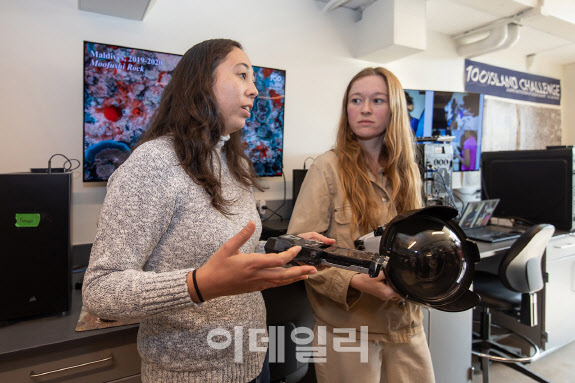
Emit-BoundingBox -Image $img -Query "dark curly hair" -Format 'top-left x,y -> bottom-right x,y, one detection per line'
137,39 -> 264,216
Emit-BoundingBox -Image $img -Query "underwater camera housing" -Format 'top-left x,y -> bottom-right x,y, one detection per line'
264,206 -> 481,312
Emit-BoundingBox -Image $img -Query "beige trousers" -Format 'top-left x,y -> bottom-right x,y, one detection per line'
312,324 -> 436,383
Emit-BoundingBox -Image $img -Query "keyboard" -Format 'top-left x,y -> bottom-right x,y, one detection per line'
463,227 -> 522,243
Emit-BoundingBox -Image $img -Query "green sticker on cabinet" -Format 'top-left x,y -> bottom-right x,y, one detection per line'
15,214 -> 41,227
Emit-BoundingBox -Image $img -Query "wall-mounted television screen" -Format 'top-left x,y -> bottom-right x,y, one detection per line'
244,66 -> 285,177
405,89 -> 484,172
83,41 -> 285,182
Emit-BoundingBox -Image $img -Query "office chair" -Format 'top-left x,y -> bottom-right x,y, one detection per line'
472,223 -> 555,383
262,280 -> 315,383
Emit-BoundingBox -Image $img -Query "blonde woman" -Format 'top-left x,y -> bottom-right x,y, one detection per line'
288,67 -> 435,383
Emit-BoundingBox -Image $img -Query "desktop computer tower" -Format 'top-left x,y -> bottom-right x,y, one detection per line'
416,142 -> 454,207
481,146 -> 575,231
0,172 -> 72,320
292,169 -> 308,205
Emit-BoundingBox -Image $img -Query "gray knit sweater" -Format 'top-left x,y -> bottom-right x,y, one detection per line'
82,137 -> 267,382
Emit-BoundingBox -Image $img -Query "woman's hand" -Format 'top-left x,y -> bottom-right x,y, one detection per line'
350,272 -> 400,301
297,232 -> 335,245
187,221 -> 319,302
294,232 -> 335,270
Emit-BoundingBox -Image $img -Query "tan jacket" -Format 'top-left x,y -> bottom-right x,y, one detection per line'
288,150 -> 423,343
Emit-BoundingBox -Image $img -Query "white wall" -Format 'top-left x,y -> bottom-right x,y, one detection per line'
563,63 -> 575,146
0,0 -> 569,245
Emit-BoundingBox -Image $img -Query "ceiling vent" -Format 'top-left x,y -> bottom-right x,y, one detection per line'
454,21 -> 521,58
353,0 -> 427,63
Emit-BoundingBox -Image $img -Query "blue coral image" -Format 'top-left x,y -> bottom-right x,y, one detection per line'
84,141 -> 131,181
241,66 -> 285,177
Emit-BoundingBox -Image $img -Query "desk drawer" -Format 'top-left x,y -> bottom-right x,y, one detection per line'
0,341 -> 140,383
547,234 -> 575,262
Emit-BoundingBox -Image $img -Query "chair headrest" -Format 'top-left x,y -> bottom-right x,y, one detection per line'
499,224 -> 555,293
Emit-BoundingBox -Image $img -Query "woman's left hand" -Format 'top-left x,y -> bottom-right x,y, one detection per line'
350,271 -> 401,301
293,232 -> 335,270
297,232 -> 335,245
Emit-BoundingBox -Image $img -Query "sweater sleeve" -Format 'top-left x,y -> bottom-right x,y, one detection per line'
82,142 -> 197,320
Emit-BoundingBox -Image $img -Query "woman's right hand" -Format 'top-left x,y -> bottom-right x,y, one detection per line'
187,221 -> 318,302
349,272 -> 400,301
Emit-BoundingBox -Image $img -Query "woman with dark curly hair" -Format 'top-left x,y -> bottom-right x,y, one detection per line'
83,39 -> 331,383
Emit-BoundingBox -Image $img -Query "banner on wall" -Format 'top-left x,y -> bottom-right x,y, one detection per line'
464,59 -> 561,106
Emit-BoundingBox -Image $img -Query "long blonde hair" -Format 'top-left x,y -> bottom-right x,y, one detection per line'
335,67 -> 423,236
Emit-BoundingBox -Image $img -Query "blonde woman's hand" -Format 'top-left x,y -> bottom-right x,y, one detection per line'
187,221 -> 318,302
296,232 -> 335,245
294,232 -> 335,271
350,271 -> 401,301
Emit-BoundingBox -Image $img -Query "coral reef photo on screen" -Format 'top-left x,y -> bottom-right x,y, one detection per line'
243,66 -> 285,177
83,41 -> 285,182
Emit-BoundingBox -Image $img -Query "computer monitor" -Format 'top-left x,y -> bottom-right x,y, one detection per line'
481,147 -> 575,231
405,89 -> 484,172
